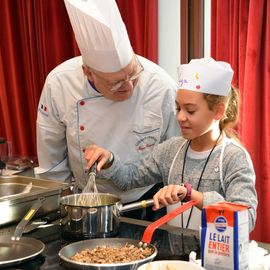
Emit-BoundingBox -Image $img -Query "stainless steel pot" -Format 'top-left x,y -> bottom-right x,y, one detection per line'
60,193 -> 154,238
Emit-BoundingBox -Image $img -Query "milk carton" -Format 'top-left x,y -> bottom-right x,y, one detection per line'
201,202 -> 249,270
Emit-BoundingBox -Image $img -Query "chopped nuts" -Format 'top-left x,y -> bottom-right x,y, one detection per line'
71,243 -> 153,264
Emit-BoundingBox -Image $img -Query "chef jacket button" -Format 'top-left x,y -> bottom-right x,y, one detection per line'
80,125 -> 85,131
80,101 -> 85,106
214,167 -> 219,172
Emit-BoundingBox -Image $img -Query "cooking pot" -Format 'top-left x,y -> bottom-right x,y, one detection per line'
60,193 -> 155,238
59,200 -> 198,270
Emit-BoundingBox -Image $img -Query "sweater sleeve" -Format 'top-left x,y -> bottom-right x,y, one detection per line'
98,137 -> 181,190
203,145 -> 257,232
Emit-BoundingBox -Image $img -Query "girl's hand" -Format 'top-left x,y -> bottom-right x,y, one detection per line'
84,144 -> 112,172
152,184 -> 187,210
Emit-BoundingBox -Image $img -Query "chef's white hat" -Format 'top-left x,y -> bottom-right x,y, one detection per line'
177,57 -> 234,96
64,0 -> 133,72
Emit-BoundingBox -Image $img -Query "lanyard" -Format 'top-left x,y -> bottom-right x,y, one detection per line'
181,132 -> 222,228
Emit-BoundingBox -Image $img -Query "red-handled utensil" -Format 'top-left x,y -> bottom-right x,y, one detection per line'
139,200 -> 198,247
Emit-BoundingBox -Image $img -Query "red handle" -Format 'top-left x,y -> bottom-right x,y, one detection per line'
141,200 -> 198,244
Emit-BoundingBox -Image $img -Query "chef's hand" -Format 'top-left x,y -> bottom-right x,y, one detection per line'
152,184 -> 187,210
84,144 -> 113,172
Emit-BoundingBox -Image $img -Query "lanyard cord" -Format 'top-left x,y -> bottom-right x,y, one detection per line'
181,140 -> 191,229
182,131 -> 222,228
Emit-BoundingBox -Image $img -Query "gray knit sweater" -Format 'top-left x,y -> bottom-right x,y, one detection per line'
100,136 -> 258,232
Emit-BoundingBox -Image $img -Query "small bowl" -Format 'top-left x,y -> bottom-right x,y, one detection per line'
137,260 -> 205,270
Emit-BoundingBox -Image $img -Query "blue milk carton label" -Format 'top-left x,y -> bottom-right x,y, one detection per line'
201,202 -> 249,270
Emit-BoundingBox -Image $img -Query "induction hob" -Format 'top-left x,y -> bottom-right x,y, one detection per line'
0,219 -> 200,270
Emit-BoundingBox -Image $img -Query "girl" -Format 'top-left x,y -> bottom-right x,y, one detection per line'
85,57 -> 257,232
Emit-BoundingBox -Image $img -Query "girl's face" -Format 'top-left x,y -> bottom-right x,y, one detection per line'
176,89 -> 220,140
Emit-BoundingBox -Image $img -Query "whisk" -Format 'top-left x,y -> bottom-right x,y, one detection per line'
83,162 -> 98,193
78,162 -> 101,206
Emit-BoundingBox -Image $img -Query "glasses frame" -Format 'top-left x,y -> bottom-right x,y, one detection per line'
90,57 -> 144,92
109,57 -> 144,92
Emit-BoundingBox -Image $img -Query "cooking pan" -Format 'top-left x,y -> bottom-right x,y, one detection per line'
60,193 -> 155,238
0,198 -> 45,268
59,200 -> 198,270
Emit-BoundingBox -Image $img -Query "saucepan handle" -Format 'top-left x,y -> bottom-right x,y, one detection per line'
119,193 -> 189,214
141,200 -> 198,244
119,199 -> 154,213
13,197 -> 45,240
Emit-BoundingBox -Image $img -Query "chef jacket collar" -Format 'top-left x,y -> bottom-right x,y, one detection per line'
88,80 -> 99,93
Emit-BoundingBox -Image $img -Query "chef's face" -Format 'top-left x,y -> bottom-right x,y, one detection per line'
83,56 -> 144,101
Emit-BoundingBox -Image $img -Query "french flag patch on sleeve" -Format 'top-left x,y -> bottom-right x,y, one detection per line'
38,103 -> 49,116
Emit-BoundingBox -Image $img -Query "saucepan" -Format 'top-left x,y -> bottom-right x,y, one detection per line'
0,198 -> 45,268
59,200 -> 198,270
60,193 -> 155,238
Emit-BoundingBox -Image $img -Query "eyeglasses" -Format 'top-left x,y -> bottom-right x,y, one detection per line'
109,58 -> 144,92
90,57 -> 144,92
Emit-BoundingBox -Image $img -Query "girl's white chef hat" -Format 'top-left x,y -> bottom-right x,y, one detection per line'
177,57 -> 234,96
64,0 -> 133,73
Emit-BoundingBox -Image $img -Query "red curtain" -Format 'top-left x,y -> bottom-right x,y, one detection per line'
117,0 -> 158,60
0,0 -> 158,158
211,0 -> 270,242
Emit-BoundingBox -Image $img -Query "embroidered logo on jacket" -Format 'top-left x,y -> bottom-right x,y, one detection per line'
136,136 -> 157,153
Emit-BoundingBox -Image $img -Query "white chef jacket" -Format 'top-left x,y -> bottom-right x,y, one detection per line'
35,55 -> 179,203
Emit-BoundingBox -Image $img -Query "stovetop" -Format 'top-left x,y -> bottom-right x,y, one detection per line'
1,219 -> 200,270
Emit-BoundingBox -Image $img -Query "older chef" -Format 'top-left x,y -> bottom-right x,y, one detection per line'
34,0 -> 179,219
